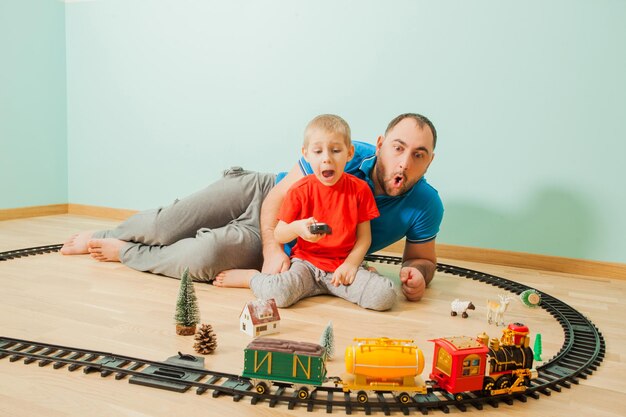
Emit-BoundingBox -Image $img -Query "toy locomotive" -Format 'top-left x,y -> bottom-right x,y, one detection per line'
430,322 -> 535,400
242,322 -> 537,402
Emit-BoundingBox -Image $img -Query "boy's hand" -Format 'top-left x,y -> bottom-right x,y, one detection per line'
296,218 -> 327,243
399,266 -> 426,301
331,262 -> 358,287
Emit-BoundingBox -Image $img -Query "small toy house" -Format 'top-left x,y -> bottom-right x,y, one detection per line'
239,298 -> 281,337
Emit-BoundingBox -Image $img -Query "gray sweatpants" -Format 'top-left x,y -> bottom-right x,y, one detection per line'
249,258 -> 397,311
94,167 -> 275,281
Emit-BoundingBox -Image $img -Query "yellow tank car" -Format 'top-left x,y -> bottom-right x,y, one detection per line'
342,337 -> 427,403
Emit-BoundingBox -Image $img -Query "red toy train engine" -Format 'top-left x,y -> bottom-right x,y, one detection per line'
429,323 -> 535,399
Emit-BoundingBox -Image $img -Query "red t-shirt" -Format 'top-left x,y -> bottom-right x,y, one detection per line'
278,173 -> 379,272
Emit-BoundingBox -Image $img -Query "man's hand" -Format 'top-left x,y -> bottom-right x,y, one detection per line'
331,262 -> 358,287
399,266 -> 426,301
261,246 -> 290,274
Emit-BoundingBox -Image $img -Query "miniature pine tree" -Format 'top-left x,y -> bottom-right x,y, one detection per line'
193,324 -> 217,354
533,333 -> 543,361
319,321 -> 335,359
174,267 -> 200,335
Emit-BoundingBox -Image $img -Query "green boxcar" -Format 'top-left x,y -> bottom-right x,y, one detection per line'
243,338 -> 327,387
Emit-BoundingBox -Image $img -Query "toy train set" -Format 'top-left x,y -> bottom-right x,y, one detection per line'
0,246 -> 607,414
242,323 -> 536,404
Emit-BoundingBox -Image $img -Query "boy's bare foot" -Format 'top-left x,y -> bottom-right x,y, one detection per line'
87,238 -> 128,262
213,269 -> 257,288
60,231 -> 94,255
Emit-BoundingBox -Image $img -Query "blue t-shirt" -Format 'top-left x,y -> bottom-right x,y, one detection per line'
279,141 -> 444,254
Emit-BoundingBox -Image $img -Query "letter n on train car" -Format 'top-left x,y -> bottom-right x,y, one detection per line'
254,350 -> 273,375
292,354 -> 312,379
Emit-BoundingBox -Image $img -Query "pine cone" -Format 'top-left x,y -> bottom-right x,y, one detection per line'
193,324 -> 217,354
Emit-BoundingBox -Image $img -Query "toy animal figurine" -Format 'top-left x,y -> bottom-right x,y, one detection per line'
487,294 -> 512,326
450,299 -> 475,318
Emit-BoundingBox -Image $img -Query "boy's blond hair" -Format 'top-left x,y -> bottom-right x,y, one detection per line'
303,114 -> 351,147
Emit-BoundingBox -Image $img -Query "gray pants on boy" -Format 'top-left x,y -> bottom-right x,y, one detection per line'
249,258 -> 397,311
94,167 -> 276,281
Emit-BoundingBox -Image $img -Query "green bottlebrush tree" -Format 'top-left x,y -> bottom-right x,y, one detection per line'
174,267 -> 200,327
319,321 -> 335,359
533,333 -> 543,362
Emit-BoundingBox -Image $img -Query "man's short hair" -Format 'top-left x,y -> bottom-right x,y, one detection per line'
385,113 -> 437,149
304,114 -> 351,147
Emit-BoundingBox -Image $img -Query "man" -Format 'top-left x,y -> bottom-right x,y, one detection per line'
260,113 -> 442,301
61,113 -> 443,301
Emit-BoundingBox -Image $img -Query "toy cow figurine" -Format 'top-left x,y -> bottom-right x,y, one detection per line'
487,294 -> 513,326
450,299 -> 475,318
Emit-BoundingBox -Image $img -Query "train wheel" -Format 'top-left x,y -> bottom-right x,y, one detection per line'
495,375 -> 512,390
523,376 -> 531,387
357,391 -> 369,403
297,387 -> 309,400
455,393 -> 464,401
398,393 -> 411,404
255,382 -> 268,395
482,377 -> 495,396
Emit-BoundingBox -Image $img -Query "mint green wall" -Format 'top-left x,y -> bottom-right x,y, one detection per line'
7,0 -> 625,265
0,0 -> 67,209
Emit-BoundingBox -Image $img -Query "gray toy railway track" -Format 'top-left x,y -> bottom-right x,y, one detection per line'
0,246 -> 606,414
0,244 -> 63,261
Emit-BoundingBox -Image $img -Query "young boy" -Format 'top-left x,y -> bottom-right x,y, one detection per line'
214,114 -> 397,311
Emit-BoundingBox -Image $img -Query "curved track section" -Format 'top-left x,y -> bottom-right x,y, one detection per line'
0,244 -> 62,261
0,247 -> 606,414
368,255 -> 606,400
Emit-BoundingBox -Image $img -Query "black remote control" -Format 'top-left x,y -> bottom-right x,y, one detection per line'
309,223 -> 332,234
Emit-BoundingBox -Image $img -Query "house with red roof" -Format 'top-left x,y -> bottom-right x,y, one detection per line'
239,298 -> 281,337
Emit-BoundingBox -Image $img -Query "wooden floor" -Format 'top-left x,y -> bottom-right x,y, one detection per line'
0,215 -> 624,417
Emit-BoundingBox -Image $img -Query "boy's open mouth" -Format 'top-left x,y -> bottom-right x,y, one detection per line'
322,170 -> 335,178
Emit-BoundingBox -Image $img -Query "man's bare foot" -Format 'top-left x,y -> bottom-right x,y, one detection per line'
60,231 -> 94,255
213,269 -> 258,288
87,238 -> 128,262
